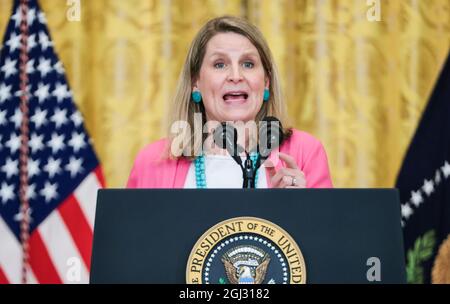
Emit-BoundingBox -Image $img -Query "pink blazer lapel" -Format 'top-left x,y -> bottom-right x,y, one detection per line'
264,136 -> 293,188
264,150 -> 284,188
173,157 -> 192,188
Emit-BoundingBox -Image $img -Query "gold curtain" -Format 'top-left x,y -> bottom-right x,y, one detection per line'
1,0 -> 449,188
247,0 -> 450,187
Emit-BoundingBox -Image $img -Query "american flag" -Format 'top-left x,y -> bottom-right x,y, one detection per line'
0,0 -> 104,283
396,52 -> 450,283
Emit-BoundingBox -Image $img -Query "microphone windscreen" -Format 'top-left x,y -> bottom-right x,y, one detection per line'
258,117 -> 284,158
213,122 -> 241,156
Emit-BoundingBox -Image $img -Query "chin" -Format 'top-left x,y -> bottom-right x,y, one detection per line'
221,113 -> 255,123
218,107 -> 258,122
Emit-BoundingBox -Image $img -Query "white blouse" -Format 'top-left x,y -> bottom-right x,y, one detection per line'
184,155 -> 268,188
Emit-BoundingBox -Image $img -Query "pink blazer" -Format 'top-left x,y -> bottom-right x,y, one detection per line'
126,129 -> 333,188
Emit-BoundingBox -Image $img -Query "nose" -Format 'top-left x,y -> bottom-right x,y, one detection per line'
227,64 -> 243,83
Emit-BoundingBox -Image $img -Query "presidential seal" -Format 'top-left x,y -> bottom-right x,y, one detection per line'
186,217 -> 306,284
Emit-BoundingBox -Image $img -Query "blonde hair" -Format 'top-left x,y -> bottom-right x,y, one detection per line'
168,15 -> 290,159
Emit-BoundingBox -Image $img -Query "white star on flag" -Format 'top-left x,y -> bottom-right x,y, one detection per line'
65,156 -> 83,177
5,32 -> 21,52
442,161 -> 450,178
51,108 -> 68,128
34,82 -> 50,103
54,61 -> 64,74
0,182 -> 15,205
422,179 -> 434,196
401,204 -> 413,219
26,59 -> 35,74
435,169 -> 442,185
71,111 -> 83,126
410,190 -> 424,207
1,58 -> 17,79
5,133 -> 20,153
40,181 -> 58,203
1,158 -> 18,179
29,133 -> 45,154
47,132 -> 65,154
11,8 -> 37,29
52,83 -> 70,102
38,31 -> 52,51
38,10 -> 46,24
0,83 -> 12,103
28,158 -> 40,179
27,34 -> 37,52
14,84 -> 31,98
68,132 -> 86,152
37,56 -> 52,77
30,107 -> 47,128
14,207 -> 33,223
10,9 -> 21,28
26,8 -> 36,26
26,183 -> 37,200
43,157 -> 61,178
10,107 -> 22,128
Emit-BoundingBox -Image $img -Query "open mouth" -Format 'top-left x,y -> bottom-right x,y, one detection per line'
223,91 -> 249,103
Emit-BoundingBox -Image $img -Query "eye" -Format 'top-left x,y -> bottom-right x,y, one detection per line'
243,61 -> 254,68
214,62 -> 225,69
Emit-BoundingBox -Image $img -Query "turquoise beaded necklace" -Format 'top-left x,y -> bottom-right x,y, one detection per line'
194,153 -> 260,188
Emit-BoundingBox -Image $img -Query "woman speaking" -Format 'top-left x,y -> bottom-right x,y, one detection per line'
126,16 -> 332,189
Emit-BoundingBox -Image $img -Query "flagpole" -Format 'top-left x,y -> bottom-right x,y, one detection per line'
18,0 -> 31,285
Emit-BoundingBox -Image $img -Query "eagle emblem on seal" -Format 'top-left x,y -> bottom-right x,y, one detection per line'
221,245 -> 271,284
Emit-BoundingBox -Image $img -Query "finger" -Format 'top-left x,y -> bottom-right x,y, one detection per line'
277,167 -> 303,178
264,159 -> 277,179
277,177 -> 306,188
280,175 -> 294,188
271,170 -> 306,188
278,152 -> 299,169
273,168 -> 304,183
271,171 -> 295,188
271,167 -> 292,185
270,172 -> 283,188
292,177 -> 307,188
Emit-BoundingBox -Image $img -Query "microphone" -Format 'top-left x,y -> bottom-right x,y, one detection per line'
256,116 -> 285,169
212,118 -> 285,188
213,122 -> 256,188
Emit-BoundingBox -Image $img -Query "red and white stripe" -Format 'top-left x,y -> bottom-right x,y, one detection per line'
74,168 -> 103,229
0,215 -> 22,283
0,167 -> 104,284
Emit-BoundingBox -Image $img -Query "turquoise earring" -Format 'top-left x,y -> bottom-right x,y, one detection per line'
263,88 -> 270,102
192,91 -> 202,103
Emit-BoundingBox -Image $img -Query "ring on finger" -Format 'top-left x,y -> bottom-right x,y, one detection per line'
291,176 -> 297,186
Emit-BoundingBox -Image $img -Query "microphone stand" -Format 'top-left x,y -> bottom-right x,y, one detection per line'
242,152 -> 255,188
228,149 -> 256,188
213,122 -> 263,189
214,116 -> 284,189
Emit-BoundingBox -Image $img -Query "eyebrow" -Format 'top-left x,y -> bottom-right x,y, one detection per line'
208,50 -> 259,58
